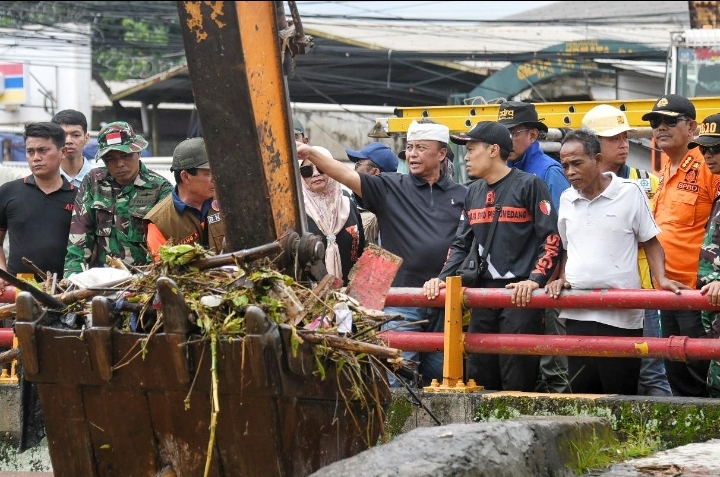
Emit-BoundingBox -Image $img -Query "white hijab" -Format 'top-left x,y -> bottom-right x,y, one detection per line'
301,146 -> 350,281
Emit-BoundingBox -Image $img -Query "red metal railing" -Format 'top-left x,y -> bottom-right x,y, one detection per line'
0,328 -> 12,348
3,283 -> 720,375
380,280 -> 720,391
0,286 -> 16,305
0,287 -> 16,348
385,287 -> 720,311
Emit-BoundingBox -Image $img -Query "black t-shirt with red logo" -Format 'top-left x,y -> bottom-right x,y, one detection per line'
439,169 -> 561,287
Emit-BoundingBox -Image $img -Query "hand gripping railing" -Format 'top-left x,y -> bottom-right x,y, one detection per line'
381,277 -> 720,392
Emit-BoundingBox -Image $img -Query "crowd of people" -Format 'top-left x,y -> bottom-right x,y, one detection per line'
3,92 -> 720,398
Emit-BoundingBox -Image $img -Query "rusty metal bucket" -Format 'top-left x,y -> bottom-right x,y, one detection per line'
14,277 -> 390,477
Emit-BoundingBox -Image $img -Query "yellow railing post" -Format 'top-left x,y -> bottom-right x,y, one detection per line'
424,276 -> 481,393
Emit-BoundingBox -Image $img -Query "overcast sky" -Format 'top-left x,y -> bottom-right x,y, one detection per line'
294,1 -> 559,21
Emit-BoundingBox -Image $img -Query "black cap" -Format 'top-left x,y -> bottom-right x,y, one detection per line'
497,101 -> 548,132
641,94 -> 696,121
450,121 -> 513,153
688,113 -> 720,149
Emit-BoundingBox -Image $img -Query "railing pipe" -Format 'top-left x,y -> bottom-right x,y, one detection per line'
385,287 -> 720,311
0,328 -> 13,348
0,286 -> 16,304
380,331 -> 720,361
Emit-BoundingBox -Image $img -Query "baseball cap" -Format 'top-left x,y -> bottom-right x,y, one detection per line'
95,121 -> 148,160
688,113 -> 720,149
497,101 -> 548,133
450,121 -> 513,153
293,116 -> 305,136
345,142 -> 399,172
582,104 -> 636,137
641,94 -> 696,121
171,137 -> 210,171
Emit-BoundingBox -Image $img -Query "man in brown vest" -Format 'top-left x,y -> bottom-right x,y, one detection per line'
144,137 -> 225,258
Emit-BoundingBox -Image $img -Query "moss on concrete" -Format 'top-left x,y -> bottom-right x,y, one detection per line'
383,393 -> 414,441
473,396 -> 720,450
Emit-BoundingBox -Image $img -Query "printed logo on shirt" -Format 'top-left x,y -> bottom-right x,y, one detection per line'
677,166 -> 700,193
64,203 -> 74,211
467,206 -> 531,224
212,199 -> 220,211
538,200 -> 551,216
485,190 -> 496,206
207,213 -> 222,224
637,178 -> 651,193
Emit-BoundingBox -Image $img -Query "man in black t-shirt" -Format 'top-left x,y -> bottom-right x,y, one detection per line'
0,122 -> 77,286
297,121 -> 467,387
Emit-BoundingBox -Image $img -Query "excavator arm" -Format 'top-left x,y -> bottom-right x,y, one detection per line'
176,1 -> 322,278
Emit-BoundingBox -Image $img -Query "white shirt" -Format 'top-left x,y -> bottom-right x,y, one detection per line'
558,172 -> 660,329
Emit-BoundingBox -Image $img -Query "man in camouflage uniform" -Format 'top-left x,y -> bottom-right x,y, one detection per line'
693,113 -> 720,397
63,121 -> 172,278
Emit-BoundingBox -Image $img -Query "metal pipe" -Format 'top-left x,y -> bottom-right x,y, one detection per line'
384,287 -> 720,311
0,328 -> 13,348
380,331 -> 720,361
0,287 -> 15,304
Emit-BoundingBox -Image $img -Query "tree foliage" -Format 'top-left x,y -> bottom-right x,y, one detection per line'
0,1 -> 186,81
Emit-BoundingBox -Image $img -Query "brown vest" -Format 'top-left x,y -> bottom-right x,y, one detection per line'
144,194 -> 225,254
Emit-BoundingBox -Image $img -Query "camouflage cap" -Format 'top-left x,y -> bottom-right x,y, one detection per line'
171,137 -> 210,171
95,121 -> 149,160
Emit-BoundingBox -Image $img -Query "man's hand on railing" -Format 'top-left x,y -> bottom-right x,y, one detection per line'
655,276 -> 689,295
701,280 -> 720,306
544,278 -> 570,299
506,279 -> 539,307
423,278 -> 445,299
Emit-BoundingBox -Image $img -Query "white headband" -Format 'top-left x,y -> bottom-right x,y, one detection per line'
407,121 -> 449,143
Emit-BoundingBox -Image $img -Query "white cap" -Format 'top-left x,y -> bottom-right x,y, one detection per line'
407,120 -> 450,143
582,104 -> 635,137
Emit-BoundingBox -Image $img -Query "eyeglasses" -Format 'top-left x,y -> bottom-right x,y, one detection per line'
649,116 -> 690,129
700,144 -> 720,156
299,164 -> 324,178
510,129 -> 528,138
355,160 -> 379,171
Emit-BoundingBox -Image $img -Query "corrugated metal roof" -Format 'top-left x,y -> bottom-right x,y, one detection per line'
106,1 -> 692,107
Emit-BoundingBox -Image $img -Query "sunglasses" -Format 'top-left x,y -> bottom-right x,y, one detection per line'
649,116 -> 689,129
700,144 -> 720,156
299,164 -> 324,178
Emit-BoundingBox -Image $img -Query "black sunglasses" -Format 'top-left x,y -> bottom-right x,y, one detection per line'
649,116 -> 689,129
299,164 -> 324,178
700,144 -> 720,156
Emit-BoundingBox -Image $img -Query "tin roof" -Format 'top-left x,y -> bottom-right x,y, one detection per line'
106,1 -> 691,107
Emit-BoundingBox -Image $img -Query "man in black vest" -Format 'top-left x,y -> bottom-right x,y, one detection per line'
144,137 -> 225,258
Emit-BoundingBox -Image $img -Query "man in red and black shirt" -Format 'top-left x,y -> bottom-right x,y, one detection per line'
424,121 -> 561,392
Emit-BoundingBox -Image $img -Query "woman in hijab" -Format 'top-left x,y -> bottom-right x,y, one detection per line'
300,146 -> 365,286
